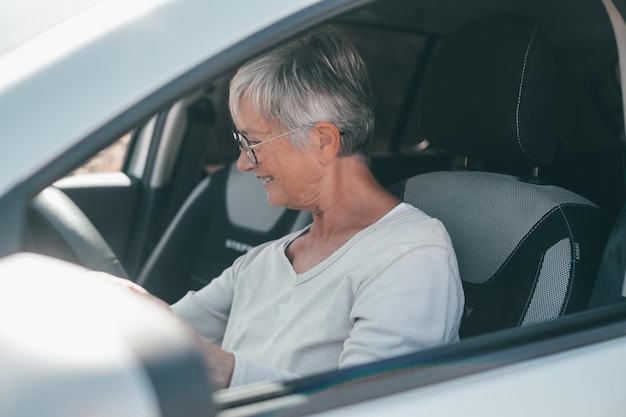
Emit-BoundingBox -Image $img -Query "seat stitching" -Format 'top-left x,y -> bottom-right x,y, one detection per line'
464,202 -> 594,288
557,204 -> 576,313
518,250 -> 545,326
515,21 -> 539,159
518,205 -> 575,326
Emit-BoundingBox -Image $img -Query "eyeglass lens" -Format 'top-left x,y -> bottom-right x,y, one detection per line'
233,131 -> 257,164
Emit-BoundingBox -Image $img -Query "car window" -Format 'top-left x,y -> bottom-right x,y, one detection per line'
67,133 -> 131,176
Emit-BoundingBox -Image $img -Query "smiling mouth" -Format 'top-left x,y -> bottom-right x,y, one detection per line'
262,176 -> 274,185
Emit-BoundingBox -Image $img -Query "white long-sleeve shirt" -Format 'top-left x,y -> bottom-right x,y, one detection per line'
171,203 -> 464,387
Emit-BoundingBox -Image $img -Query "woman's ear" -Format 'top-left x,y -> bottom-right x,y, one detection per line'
312,122 -> 342,165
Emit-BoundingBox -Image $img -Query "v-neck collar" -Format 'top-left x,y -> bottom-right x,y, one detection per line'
278,203 -> 412,284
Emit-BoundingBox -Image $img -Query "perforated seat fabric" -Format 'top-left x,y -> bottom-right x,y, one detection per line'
392,14 -> 608,338
390,172 -> 606,337
138,163 -> 311,303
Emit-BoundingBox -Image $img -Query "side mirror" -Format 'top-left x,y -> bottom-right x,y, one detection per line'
0,253 -> 214,417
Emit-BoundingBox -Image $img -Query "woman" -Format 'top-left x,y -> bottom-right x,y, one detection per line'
170,26 -> 464,389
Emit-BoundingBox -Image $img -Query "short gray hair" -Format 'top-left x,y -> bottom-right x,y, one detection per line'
229,26 -> 375,160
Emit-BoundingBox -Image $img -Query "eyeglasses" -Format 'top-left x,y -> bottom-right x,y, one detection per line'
232,127 -> 303,164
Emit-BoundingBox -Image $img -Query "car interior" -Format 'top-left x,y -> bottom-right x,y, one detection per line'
18,0 -> 626,407
388,13 -> 610,338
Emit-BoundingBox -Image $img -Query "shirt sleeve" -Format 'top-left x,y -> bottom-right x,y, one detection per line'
340,241 -> 464,368
170,265 -> 236,346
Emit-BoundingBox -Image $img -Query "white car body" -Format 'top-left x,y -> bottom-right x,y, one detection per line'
0,0 -> 324,196
1,0 -> 625,416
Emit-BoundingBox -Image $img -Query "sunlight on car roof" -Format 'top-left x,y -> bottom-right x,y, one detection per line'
0,0 -> 170,92
0,0 -> 103,57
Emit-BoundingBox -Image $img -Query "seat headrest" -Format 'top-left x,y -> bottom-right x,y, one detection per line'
418,14 -> 557,166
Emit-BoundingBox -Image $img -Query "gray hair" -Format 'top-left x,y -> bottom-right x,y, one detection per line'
229,26 -> 375,160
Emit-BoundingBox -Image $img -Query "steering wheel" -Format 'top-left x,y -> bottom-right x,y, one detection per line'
25,186 -> 129,279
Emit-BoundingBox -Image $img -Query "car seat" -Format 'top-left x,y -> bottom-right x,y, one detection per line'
389,14 -> 609,338
137,163 -> 312,303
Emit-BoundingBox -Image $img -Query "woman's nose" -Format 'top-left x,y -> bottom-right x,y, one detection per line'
236,150 -> 255,172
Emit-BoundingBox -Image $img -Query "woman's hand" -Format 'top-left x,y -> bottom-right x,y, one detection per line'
193,335 -> 235,389
88,271 -> 172,310
89,271 -> 235,389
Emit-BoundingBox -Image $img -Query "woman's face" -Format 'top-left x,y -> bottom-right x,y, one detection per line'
234,98 -> 322,210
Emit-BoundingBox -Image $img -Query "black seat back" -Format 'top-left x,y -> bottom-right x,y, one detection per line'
138,163 -> 311,303
391,14 -> 608,338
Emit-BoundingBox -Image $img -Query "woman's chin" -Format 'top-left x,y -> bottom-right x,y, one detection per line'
265,190 -> 288,208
